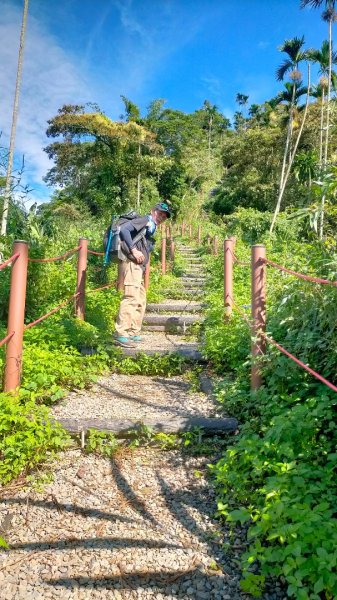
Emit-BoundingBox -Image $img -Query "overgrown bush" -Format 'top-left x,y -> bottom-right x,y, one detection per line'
202,229 -> 337,599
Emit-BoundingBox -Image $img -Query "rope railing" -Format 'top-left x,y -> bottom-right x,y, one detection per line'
228,248 -> 250,267
224,241 -> 337,393
2,230 -> 184,391
24,292 -> 81,330
264,258 -> 337,286
0,332 -> 14,348
28,245 -> 81,263
0,253 -> 20,271
261,331 -> 337,393
88,249 -> 105,256
86,280 -> 117,294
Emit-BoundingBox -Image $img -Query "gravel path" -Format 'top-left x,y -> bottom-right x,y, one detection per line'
52,374 -> 223,423
0,448 -> 246,600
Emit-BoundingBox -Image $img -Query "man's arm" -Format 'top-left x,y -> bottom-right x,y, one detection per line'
120,221 -> 145,264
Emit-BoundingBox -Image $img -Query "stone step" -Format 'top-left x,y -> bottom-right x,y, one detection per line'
144,314 -> 201,326
120,346 -> 204,361
183,289 -> 205,295
143,325 -> 193,332
182,279 -> 205,286
146,303 -> 204,312
57,416 -> 238,436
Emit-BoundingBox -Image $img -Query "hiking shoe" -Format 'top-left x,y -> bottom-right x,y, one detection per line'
114,336 -> 136,348
129,335 -> 142,342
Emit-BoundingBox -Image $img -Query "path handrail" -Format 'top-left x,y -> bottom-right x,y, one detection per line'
0,253 -> 20,271
28,245 -> 81,263
265,258 -> 337,286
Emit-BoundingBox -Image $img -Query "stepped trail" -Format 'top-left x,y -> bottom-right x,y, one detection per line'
0,244 -> 249,600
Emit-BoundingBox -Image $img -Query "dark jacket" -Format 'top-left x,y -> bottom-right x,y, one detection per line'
119,217 -> 155,269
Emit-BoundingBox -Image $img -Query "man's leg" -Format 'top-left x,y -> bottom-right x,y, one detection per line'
115,261 -> 143,338
130,279 -> 147,336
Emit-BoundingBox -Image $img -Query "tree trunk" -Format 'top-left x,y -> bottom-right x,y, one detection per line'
320,18 -> 333,240
1,0 -> 29,237
319,90 -> 325,166
270,66 -> 311,234
136,143 -> 141,211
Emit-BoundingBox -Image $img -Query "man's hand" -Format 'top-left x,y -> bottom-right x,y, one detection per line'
131,248 -> 145,264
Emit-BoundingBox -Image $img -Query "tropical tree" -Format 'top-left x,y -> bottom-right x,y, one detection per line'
301,0 -> 337,237
270,65 -> 311,233
307,40 -> 337,163
202,100 -> 218,157
1,0 -> 29,237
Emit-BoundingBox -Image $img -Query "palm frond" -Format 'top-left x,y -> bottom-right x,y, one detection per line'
276,59 -> 293,81
278,36 -> 305,59
300,0 -> 325,8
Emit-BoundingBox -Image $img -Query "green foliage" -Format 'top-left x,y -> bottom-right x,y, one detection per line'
202,229 -> 337,598
85,429 -> 119,457
0,394 -> 69,484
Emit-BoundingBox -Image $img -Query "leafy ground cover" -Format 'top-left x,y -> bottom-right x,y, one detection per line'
202,211 -> 337,599
0,223 -> 188,485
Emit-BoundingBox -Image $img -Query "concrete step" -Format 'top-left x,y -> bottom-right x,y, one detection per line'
144,314 -> 201,326
146,303 -> 204,312
121,346 -> 204,361
183,289 -> 205,295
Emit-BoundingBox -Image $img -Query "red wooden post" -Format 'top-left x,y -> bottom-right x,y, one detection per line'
213,235 -> 218,256
170,239 -> 175,262
75,238 -> 88,320
198,225 -> 201,245
224,239 -> 234,319
144,258 -> 150,290
117,262 -> 124,292
161,235 -> 167,275
251,244 -> 266,391
4,240 -> 29,392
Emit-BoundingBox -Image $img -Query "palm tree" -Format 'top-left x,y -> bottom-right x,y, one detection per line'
301,1 -> 337,237
270,64 -> 311,233
1,0 -> 29,237
202,100 -> 218,158
301,1 -> 337,162
307,40 -> 337,163
275,36 -> 308,196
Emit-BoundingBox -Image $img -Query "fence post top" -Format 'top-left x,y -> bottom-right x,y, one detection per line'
13,239 -> 28,244
251,244 -> 266,248
79,237 -> 88,241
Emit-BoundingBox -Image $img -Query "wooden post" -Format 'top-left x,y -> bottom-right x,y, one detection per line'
251,244 -> 266,391
161,235 -> 166,275
117,262 -> 124,292
182,221 -> 185,236
189,224 -> 192,239
144,257 -> 150,290
75,238 -> 88,320
4,240 -> 28,392
170,239 -> 175,262
213,236 -> 218,256
198,225 -> 201,245
224,239 -> 234,319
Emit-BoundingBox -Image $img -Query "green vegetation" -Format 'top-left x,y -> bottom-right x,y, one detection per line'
201,211 -> 337,599
2,8 -> 337,596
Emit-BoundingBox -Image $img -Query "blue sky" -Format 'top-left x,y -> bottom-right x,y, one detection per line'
0,0 -> 332,205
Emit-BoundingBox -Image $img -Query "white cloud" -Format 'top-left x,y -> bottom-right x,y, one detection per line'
0,1 -> 92,203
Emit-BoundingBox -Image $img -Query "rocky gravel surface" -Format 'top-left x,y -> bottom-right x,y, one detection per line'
0,448 -> 247,600
52,374 -> 223,423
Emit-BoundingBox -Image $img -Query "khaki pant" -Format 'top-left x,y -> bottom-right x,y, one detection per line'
115,260 -> 147,337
